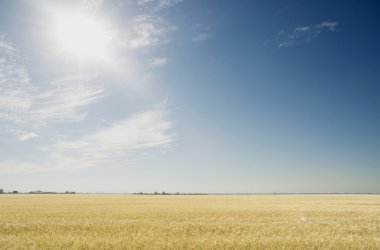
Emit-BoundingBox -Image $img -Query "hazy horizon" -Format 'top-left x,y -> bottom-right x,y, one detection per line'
0,0 -> 379,194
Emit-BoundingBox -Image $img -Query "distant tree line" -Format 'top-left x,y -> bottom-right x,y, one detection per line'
0,189 -> 19,194
133,191 -> 207,195
0,189 -> 75,194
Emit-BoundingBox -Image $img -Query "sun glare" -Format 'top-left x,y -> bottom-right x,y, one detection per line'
54,13 -> 109,58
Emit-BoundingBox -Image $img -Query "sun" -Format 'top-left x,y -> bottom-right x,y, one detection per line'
54,13 -> 109,58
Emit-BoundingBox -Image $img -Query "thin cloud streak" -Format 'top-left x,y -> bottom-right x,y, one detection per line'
0,36 -> 105,139
137,0 -> 183,11
149,57 -> 168,67
51,107 -> 175,164
276,21 -> 339,48
128,15 -> 176,49
81,0 -> 103,11
9,129 -> 39,141
0,107 -> 176,174
192,33 -> 209,42
31,76 -> 105,124
0,36 -> 35,138
192,24 -> 210,43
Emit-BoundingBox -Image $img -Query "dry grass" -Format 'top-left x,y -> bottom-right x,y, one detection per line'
0,194 -> 379,249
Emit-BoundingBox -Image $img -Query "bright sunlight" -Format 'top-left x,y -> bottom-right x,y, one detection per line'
54,13 -> 109,58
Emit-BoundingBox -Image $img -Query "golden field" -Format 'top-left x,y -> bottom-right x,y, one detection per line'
0,194 -> 379,249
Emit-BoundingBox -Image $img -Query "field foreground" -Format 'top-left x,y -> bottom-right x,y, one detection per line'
0,194 -> 379,249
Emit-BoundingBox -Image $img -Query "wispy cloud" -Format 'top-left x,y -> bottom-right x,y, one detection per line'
81,0 -> 103,11
0,37 -> 16,54
137,0 -> 183,11
50,107 -> 175,168
0,36 -> 105,140
192,24 -> 210,43
149,57 -> 168,67
9,129 -> 39,141
31,75 -> 105,125
192,33 -> 209,42
276,21 -> 339,48
129,15 -> 176,49
0,107 -> 175,174
0,36 -> 35,138
137,0 -> 157,8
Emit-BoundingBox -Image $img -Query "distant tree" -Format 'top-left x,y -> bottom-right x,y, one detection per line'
12,191 -> 18,194
0,189 -> 3,194
65,191 -> 70,194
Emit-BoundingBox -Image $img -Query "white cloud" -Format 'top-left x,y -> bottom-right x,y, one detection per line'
276,21 -> 339,48
192,24 -> 210,42
192,33 -> 209,42
81,0 -> 103,10
0,36 -> 105,138
0,107 -> 176,174
317,21 -> 339,31
155,0 -> 183,10
129,15 -> 175,49
51,107 -> 174,163
9,129 -> 39,141
0,37 -> 34,125
149,57 -> 168,67
31,75 -> 105,125
137,0 -> 155,7
0,39 -> 16,54
137,0 -> 183,11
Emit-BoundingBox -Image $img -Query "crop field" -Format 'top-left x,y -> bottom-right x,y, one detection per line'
0,195 -> 379,249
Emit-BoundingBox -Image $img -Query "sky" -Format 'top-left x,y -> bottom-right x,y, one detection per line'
0,0 -> 379,193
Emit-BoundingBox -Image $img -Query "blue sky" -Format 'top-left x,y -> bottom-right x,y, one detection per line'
0,0 -> 379,193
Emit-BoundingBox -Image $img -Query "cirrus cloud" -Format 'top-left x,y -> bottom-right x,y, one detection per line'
137,0 -> 183,11
276,21 -> 339,48
0,36 -> 105,140
0,107 -> 176,174
128,15 -> 176,49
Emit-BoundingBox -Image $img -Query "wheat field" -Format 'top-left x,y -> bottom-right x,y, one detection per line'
0,194 -> 379,249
